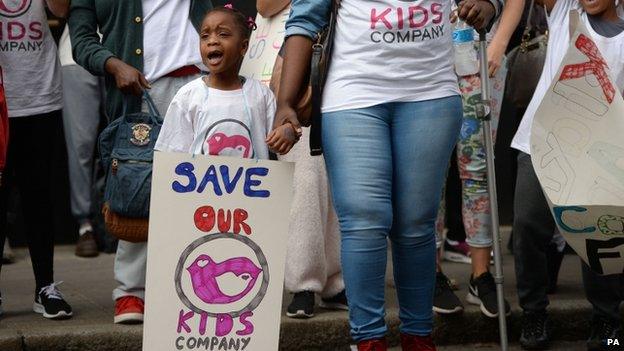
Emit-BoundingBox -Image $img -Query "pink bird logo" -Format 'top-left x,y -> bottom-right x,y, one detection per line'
187,254 -> 262,305
206,133 -> 252,158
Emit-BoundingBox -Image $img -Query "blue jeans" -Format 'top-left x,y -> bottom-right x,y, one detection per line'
322,96 -> 462,341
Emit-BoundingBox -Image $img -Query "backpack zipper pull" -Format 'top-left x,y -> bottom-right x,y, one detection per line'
112,159 -> 118,175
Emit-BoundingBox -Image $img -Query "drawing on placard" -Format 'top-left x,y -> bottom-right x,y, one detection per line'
552,34 -> 616,117
587,142 -> 624,187
175,233 -> 269,318
552,118 -> 591,157
588,177 -> 624,205
536,133 -> 576,203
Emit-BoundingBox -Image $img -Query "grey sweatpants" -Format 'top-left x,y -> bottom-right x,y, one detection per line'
113,73 -> 199,301
62,64 -> 104,221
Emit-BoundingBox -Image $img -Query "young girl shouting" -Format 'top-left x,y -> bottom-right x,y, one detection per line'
155,6 -> 297,157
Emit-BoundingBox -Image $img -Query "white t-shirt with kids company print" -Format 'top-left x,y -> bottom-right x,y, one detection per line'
511,0 -> 624,154
155,77 -> 275,160
322,0 -> 459,113
0,0 -> 62,117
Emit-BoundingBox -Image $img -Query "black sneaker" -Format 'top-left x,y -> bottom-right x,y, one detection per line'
319,290 -> 348,311
587,315 -> 622,351
433,272 -> 463,314
33,282 -> 73,319
520,311 -> 550,350
466,271 -> 511,318
286,291 -> 314,318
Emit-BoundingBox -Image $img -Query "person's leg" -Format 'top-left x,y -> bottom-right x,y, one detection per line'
513,152 -> 556,348
513,153 -> 556,312
62,65 -> 101,256
322,104 -> 393,342
390,96 -> 462,337
582,261 -> 623,323
113,241 -> 147,300
456,64 -> 506,276
321,203 -> 345,298
445,155 -> 466,243
582,262 -> 623,350
0,117 -> 17,307
279,128 -> 333,317
12,114 -> 58,291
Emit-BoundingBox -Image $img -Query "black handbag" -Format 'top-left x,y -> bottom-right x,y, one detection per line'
308,0 -> 341,156
505,0 -> 548,108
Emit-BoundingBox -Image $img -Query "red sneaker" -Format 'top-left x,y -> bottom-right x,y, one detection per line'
114,296 -> 144,324
400,334 -> 436,351
357,338 -> 388,351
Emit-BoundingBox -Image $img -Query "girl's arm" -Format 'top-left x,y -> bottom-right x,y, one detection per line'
257,0 -> 290,18
46,0 -> 70,18
488,0 -> 525,77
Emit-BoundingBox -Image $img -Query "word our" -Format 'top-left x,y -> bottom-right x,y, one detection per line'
172,163 -> 270,198
194,206 -> 252,235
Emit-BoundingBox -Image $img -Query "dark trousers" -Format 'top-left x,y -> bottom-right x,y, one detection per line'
582,261 -> 624,323
0,112 -> 59,292
514,152 -> 623,321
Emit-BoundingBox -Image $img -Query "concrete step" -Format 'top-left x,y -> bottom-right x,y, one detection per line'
0,244 -> 601,350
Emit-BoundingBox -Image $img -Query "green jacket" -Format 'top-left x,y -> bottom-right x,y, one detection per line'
68,0 -> 212,119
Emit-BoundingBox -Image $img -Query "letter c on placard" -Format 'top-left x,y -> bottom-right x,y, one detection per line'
553,206 -> 596,233
175,336 -> 184,350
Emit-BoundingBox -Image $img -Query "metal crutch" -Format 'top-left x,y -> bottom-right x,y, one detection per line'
475,29 -> 509,351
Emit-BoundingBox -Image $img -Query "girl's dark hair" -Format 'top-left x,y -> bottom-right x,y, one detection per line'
204,5 -> 256,39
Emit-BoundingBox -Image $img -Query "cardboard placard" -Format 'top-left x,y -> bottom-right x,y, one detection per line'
143,152 -> 294,350
239,7 -> 289,86
531,20 -> 624,275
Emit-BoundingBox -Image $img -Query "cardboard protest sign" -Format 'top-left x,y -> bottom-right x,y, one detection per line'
239,7 -> 289,85
531,20 -> 624,275
143,152 -> 294,350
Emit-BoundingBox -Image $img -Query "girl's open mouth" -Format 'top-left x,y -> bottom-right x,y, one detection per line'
207,51 -> 224,66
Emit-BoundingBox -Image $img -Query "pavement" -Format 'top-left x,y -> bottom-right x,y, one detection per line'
0,228 -> 610,351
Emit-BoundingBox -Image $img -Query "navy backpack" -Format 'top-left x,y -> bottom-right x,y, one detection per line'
99,92 -> 162,218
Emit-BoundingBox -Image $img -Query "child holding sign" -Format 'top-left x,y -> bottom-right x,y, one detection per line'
155,6 -> 297,157
511,0 -> 624,349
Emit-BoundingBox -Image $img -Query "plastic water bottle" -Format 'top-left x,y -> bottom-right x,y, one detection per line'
453,19 -> 478,76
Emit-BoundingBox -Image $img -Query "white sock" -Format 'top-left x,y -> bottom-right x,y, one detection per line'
78,222 -> 94,236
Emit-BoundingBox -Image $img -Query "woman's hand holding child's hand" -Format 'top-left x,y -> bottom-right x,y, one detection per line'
266,123 -> 301,155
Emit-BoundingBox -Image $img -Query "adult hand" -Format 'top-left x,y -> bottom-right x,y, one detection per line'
274,105 -> 302,136
487,41 -> 505,77
458,0 -> 496,30
104,57 -> 151,96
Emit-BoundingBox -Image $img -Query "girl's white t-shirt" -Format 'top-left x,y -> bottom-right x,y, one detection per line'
322,0 -> 459,113
511,0 -> 624,154
155,77 -> 276,160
